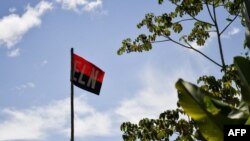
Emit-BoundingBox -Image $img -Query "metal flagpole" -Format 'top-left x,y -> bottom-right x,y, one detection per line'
70,48 -> 74,141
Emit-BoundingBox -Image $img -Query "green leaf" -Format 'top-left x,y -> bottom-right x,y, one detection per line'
204,96 -> 221,115
175,79 -> 244,141
156,130 -> 166,140
228,101 -> 249,120
158,0 -> 164,4
210,99 -> 233,116
243,39 -> 248,49
226,18 -> 233,22
234,56 -> 250,105
245,117 -> 250,125
176,79 -> 222,141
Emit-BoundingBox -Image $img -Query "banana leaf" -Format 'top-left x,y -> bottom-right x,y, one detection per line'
234,56 -> 250,105
176,79 -> 245,141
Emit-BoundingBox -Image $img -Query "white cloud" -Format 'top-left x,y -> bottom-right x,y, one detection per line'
63,96 -> 114,138
222,27 -> 241,39
42,59 -> 48,66
84,0 -> 102,12
69,112 -> 113,137
0,61 -> 200,140
0,109 -> 46,140
0,1 -> 53,48
228,27 -> 240,36
9,7 -> 17,13
56,0 -> 102,12
189,27 -> 240,50
15,82 -> 36,90
7,48 -> 20,57
0,0 -> 104,50
0,96 -> 113,140
115,64 -> 192,123
27,82 -> 35,88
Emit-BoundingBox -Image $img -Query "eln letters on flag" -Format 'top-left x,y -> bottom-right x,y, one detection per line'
71,53 -> 105,95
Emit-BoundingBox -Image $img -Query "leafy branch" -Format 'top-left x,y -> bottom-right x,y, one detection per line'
118,1 -> 246,141
118,0 -> 243,71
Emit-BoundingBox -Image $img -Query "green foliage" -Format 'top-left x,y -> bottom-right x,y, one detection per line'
118,0 -> 248,141
197,65 -> 241,106
120,68 -> 246,141
224,0 -> 243,15
120,57 -> 250,141
175,78 -> 248,141
158,0 -> 164,5
117,0 -> 243,57
121,109 -> 198,141
234,56 -> 250,104
175,56 -> 250,141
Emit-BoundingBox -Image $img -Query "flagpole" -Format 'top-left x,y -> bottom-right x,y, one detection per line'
70,48 -> 74,141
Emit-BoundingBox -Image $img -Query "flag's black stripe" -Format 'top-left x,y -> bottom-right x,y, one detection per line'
72,72 -> 102,95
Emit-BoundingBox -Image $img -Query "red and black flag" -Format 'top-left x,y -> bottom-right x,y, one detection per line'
71,52 -> 105,95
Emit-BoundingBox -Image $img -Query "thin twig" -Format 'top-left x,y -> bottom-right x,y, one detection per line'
174,18 -> 194,23
219,15 -> 239,35
205,2 -> 215,23
213,1 -> 226,70
185,41 -> 223,68
152,39 -> 170,43
163,35 -> 223,68
172,3 -> 214,26
164,35 -> 190,49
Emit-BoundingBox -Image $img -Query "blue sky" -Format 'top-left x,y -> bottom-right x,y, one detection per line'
0,0 -> 246,141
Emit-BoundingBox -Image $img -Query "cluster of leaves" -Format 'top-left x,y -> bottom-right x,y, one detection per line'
198,65 -> 241,106
176,56 -> 250,141
120,61 -> 244,141
118,0 -> 248,141
117,0 -> 243,56
120,56 -> 250,141
121,109 -> 204,141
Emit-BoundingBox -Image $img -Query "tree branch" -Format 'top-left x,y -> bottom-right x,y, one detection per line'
152,39 -> 170,43
172,3 -> 214,26
213,2 -> 226,70
174,18 -> 195,24
191,16 -> 214,26
219,15 -> 239,35
205,2 -> 215,23
164,36 -> 190,49
163,35 -> 223,68
185,41 -> 223,68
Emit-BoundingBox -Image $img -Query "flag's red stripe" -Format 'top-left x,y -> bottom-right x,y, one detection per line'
73,53 -> 104,83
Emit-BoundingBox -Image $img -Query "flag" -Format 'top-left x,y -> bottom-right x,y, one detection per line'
71,53 -> 105,95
